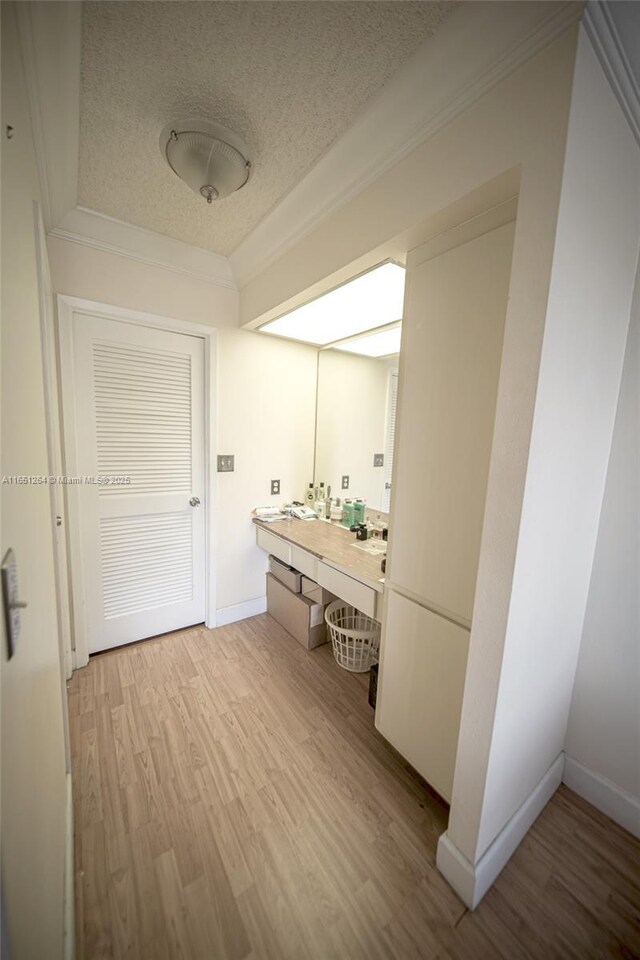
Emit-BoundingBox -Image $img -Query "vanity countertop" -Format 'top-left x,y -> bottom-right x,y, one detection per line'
253,517 -> 385,592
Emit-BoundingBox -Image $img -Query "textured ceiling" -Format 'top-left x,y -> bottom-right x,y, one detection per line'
78,1 -> 456,256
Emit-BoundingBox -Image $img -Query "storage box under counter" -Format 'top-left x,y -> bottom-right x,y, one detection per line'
268,555 -> 302,593
266,573 -> 327,650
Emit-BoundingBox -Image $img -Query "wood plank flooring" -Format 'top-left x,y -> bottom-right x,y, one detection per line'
68,615 -> 640,959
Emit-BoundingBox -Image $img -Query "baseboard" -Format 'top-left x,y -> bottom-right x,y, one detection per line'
216,596 -> 267,627
64,772 -> 75,960
437,753 -> 564,909
563,755 -> 640,839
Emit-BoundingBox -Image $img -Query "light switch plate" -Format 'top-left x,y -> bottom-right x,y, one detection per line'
341,475 -> 349,490
373,453 -> 384,467
271,479 -> 280,495
217,455 -> 234,472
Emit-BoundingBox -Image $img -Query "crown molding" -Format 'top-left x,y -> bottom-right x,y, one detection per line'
15,1 -> 81,230
49,207 -> 236,290
230,0 -> 583,289
583,1 -> 640,148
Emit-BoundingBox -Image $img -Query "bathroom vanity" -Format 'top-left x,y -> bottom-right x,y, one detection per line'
253,517 -> 384,621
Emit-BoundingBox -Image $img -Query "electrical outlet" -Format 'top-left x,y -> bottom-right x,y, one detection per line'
217,455 -> 234,473
373,453 -> 384,467
271,479 -> 280,496
341,475 -> 349,490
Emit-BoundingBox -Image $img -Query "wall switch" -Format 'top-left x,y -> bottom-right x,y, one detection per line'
341,475 -> 349,490
217,455 -> 235,472
271,479 -> 280,496
373,453 -> 384,467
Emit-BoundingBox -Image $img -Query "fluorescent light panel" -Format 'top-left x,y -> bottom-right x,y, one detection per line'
334,325 -> 402,358
260,262 -> 405,345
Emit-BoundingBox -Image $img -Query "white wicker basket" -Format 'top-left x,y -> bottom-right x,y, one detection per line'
324,600 -> 381,673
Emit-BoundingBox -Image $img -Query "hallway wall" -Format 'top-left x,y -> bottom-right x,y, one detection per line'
1,4 -> 69,956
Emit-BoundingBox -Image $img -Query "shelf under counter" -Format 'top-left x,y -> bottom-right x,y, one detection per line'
253,517 -> 384,620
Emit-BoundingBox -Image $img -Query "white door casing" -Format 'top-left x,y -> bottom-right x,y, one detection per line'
65,309 -> 207,654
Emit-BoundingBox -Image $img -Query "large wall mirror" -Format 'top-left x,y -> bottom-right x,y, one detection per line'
314,346 -> 400,514
258,258 -> 405,515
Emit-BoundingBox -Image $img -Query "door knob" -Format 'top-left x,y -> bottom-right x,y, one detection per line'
189,496 -> 201,507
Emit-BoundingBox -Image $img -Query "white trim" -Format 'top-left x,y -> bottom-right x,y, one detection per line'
50,207 -> 236,290
216,596 -> 267,627
64,772 -> 75,960
34,204 -> 74,685
563,755 -> 640,839
583,2 -> 640,147
15,2 -> 81,229
230,1 -> 582,286
57,295 -> 218,668
436,753 -> 564,909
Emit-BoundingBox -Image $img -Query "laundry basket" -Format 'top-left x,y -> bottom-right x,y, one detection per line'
325,600 -> 381,673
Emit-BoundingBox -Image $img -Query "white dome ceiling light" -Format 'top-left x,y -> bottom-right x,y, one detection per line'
159,119 -> 251,204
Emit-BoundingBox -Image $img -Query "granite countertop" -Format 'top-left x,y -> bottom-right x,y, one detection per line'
253,517 -> 385,592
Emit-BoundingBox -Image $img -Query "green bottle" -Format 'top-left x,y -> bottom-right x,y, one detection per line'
341,500 -> 355,527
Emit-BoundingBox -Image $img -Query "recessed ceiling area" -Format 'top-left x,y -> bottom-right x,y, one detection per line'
260,261 -> 405,347
78,1 -> 457,257
259,260 -> 404,356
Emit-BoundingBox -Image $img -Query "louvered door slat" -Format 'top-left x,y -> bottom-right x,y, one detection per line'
93,340 -> 193,497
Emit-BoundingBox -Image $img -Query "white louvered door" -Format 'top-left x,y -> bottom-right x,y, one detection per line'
72,314 -> 205,652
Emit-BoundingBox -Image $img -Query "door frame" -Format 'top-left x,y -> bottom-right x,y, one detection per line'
33,205 -> 74,686
57,295 -> 218,669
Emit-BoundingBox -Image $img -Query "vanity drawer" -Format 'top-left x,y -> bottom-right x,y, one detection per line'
290,545 -> 318,581
316,561 -> 377,619
256,527 -> 290,565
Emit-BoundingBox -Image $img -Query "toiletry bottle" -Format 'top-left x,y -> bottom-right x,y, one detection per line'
330,497 -> 342,521
353,499 -> 365,524
341,500 -> 355,528
305,483 -> 315,508
325,484 -> 332,519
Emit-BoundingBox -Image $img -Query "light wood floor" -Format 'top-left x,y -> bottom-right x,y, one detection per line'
68,615 -> 640,959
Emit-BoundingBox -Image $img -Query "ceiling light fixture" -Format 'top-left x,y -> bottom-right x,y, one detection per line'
159,118 -> 251,204
259,262 -> 405,346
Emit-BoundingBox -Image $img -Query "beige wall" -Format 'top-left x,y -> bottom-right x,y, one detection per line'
47,236 -> 239,331
47,239 -> 318,619
216,327 -> 317,610
1,4 -> 69,956
564,263 -> 640,833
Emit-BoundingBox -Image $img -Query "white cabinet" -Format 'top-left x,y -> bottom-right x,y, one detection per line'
316,560 -> 377,619
389,221 -> 514,625
377,218 -> 515,796
256,527 -> 290,565
254,524 -> 380,620
376,592 -> 469,802
290,544 -> 318,581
